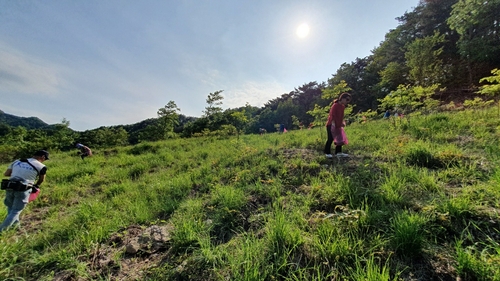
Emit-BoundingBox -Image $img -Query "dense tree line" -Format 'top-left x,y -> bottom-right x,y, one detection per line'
1,0 -> 499,161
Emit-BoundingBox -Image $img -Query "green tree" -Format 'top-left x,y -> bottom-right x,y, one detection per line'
307,104 -> 328,128
254,107 -> 276,133
290,82 -> 325,125
204,90 -> 224,131
49,118 -> 76,150
157,101 -> 180,139
405,32 -> 446,86
322,80 -> 351,101
447,0 -> 500,83
378,84 -> 441,118
228,110 -> 248,139
274,97 -> 299,130
0,124 -> 12,141
378,62 -> 409,94
371,0 -> 464,97
138,123 -> 164,142
327,58 -> 379,110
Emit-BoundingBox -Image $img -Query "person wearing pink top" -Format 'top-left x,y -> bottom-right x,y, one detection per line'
324,93 -> 351,158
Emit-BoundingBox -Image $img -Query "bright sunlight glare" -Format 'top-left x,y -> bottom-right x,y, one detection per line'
296,23 -> 310,38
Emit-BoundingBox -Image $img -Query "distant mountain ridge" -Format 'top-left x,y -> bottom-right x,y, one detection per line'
0,109 -> 197,135
0,109 -> 50,129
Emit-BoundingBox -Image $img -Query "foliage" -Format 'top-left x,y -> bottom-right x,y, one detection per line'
306,80 -> 352,127
447,0 -> 500,64
321,80 -> 351,101
204,90 -> 224,131
478,68 -> 500,115
378,84 -> 441,114
306,104 -> 328,128
378,62 -> 409,93
79,126 -> 129,147
478,69 -> 500,96
463,97 -> 494,109
405,31 -> 446,86
228,111 -> 248,138
156,101 -> 180,139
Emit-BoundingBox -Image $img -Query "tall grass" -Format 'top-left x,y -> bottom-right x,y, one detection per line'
0,107 -> 499,280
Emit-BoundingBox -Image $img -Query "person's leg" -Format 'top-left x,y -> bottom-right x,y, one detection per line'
335,145 -> 342,155
324,126 -> 333,154
0,190 -> 29,232
1,190 -> 14,222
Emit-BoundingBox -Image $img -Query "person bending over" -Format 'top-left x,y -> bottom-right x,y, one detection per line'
0,150 -> 49,232
76,143 -> 92,160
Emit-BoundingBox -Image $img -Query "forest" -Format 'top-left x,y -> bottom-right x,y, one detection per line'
1,0 -> 499,162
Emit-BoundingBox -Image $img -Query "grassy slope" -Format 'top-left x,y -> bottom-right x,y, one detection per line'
0,108 -> 499,281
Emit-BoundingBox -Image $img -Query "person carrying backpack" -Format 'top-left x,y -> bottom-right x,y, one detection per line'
0,150 -> 49,233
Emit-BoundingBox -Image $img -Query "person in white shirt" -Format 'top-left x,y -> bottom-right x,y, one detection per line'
0,150 -> 49,232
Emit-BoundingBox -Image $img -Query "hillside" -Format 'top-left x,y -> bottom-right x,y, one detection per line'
0,107 -> 499,280
0,110 -> 50,129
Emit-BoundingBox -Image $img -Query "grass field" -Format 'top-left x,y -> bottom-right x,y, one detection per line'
1,107 -> 499,280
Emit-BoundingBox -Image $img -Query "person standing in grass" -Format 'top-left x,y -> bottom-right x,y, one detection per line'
0,150 -> 49,233
76,143 -> 92,160
324,92 -> 351,158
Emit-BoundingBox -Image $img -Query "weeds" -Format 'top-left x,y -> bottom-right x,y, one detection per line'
0,107 -> 499,280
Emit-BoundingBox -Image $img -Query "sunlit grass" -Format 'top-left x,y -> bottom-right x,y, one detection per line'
0,106 -> 499,280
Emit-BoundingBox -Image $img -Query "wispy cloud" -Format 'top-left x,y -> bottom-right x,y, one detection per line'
0,43 -> 63,97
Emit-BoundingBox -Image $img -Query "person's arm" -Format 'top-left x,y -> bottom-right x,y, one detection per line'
4,168 -> 12,177
35,174 -> 45,186
34,167 -> 47,186
332,103 -> 344,128
326,104 -> 335,126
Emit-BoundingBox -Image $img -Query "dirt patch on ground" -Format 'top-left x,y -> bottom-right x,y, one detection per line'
51,224 -> 174,281
18,206 -> 50,233
282,148 -> 318,161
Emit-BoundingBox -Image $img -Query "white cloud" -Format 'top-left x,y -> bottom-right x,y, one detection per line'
0,43 -> 63,97
224,81 -> 288,109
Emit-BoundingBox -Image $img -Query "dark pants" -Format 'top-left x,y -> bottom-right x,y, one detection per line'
324,126 -> 342,155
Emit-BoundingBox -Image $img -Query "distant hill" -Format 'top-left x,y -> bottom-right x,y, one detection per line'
0,109 -> 50,129
0,110 -> 198,135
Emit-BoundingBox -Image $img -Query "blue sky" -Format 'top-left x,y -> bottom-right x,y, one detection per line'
0,0 -> 419,131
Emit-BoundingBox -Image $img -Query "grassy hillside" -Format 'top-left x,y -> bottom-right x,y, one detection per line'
1,107 -> 499,281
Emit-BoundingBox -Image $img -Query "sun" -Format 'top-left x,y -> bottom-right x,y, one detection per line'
296,23 -> 310,39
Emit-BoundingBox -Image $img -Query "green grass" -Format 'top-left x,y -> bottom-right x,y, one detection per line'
1,107 -> 499,280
